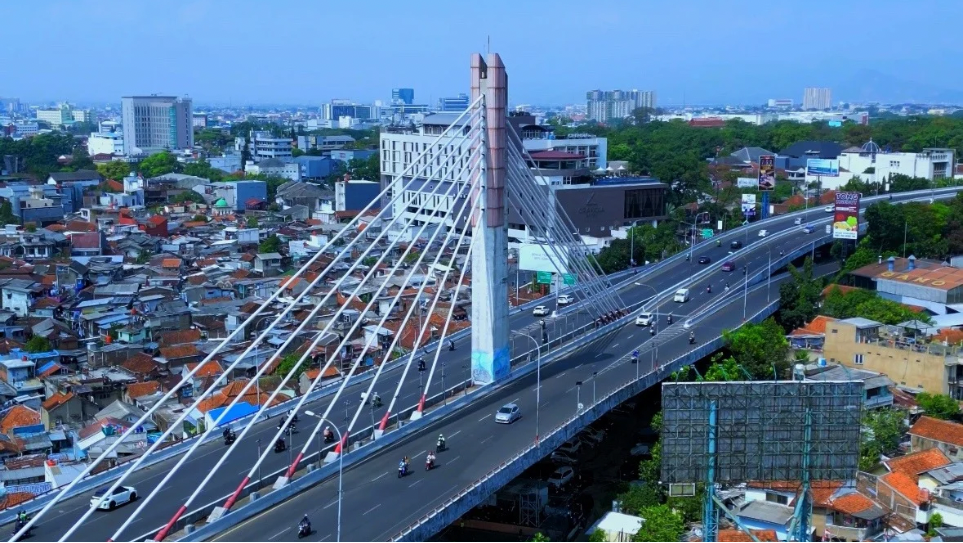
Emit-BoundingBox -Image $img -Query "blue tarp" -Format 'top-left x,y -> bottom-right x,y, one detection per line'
207,402 -> 259,427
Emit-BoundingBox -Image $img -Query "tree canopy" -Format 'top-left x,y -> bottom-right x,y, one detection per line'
633,504 -> 685,542
259,235 -> 282,254
777,257 -> 824,332
137,151 -> 181,178
96,160 -> 131,181
859,408 -> 906,470
722,318 -> 791,379
0,132 -> 76,180
822,286 -> 930,325
916,392 -> 960,420
25,336 -> 52,353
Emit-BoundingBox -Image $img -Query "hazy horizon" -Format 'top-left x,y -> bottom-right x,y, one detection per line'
8,0 -> 963,107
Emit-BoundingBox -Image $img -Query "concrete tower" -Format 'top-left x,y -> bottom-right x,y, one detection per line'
469,53 -> 510,385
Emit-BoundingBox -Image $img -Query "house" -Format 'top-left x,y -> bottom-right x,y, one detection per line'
584,511 -> 642,542
803,363 -> 894,409
40,391 -> 95,429
69,232 -> 103,256
158,329 -> 201,348
253,253 -> 283,276
158,344 -> 203,368
877,470 -> 931,525
0,405 -> 41,435
744,481 -> 885,541
123,381 -> 160,403
909,416 -> 963,461
298,365 -> 341,395
119,353 -> 160,380
0,355 -> 43,396
1,279 -> 40,317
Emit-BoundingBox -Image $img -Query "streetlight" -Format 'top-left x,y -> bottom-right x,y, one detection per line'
256,438 -> 263,490
513,331 -> 541,445
592,371 -> 597,404
688,211 -> 709,261
628,220 -> 640,267
441,359 -> 447,406
305,411 -> 343,543
575,381 -> 582,413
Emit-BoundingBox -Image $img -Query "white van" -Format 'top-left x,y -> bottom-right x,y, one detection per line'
673,288 -> 690,303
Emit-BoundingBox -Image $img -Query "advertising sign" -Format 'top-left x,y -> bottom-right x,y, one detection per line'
757,155 -> 775,191
536,271 -> 553,285
832,192 -> 861,240
736,177 -> 757,189
518,243 -> 564,274
806,158 -> 840,178
741,194 -> 756,213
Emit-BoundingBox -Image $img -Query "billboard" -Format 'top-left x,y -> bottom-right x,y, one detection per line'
518,243 -> 565,274
757,155 -> 775,191
736,177 -> 757,189
833,191 -> 861,240
740,194 -> 756,213
807,158 -> 840,177
660,381 -> 862,485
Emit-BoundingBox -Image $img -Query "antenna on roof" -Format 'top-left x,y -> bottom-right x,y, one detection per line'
487,35 -> 490,55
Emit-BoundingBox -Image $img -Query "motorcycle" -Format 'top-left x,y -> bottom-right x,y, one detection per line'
224,433 -> 236,446
324,432 -> 335,444
297,522 -> 311,539
274,440 -> 286,453
667,314 -> 673,325
689,334 -> 696,345
437,439 -> 446,452
398,463 -> 408,478
426,457 -> 435,471
11,519 -> 32,541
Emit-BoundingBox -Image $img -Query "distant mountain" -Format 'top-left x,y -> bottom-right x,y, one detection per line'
831,69 -> 963,105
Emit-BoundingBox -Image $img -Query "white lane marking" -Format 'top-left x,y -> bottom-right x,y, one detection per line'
595,353 -> 605,358
448,430 -> 462,439
371,472 -> 387,482
318,535 -> 331,542
480,435 -> 493,444
566,386 -> 575,393
364,504 -> 382,516
612,343 -> 619,348
478,414 -> 490,422
448,455 -> 461,464
409,479 -> 423,487
269,528 -> 287,540
556,371 -> 567,379
323,499 -> 339,509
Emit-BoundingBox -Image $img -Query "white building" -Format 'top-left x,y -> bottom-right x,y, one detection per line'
121,95 -> 193,155
87,132 -> 124,156
768,98 -> 793,108
379,113 -> 473,241
803,87 -> 832,110
586,89 -> 656,122
209,154 -> 243,174
245,158 -> 301,181
36,104 -> 75,128
248,131 -> 292,162
830,141 -> 956,190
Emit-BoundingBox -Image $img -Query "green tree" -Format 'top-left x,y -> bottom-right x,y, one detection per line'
704,355 -> 744,381
136,250 -> 152,264
633,504 -> 685,542
722,318 -> 791,379
531,532 -> 550,542
347,153 -> 379,181
96,160 -> 131,181
0,201 -> 17,225
171,191 -> 205,204
777,257 -> 823,332
183,160 -> 223,182
66,146 -> 95,172
138,151 -> 181,178
25,336 -> 52,353
589,528 -> 607,542
860,408 -> 906,470
274,353 -> 305,381
259,235 -> 282,254
292,147 -> 305,157
192,214 -> 209,223
246,216 -> 259,228
916,392 -> 960,420
822,286 -> 930,325
928,512 -> 944,538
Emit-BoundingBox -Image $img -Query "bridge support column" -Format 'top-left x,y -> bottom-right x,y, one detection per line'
469,52 -> 510,386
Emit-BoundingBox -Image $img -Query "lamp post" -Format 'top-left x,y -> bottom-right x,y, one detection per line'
513,331 -> 541,445
256,438 -> 263,490
688,211 -> 709,261
305,411 -> 343,543
629,220 -> 640,267
575,381 -> 582,413
592,372 -> 597,404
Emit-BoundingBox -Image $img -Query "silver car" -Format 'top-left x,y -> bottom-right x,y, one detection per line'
494,403 -> 520,424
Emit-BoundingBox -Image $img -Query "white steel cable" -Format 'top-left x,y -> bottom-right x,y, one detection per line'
304,179 -> 480,466
508,137 -> 626,309
221,161 -> 480,505
44,101 -> 484,543
106,117 -> 484,542
503,163 -> 618,317
504,143 -> 624,313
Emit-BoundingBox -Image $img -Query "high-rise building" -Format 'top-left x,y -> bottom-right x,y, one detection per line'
437,93 -> 470,112
586,90 -> 656,122
803,88 -> 832,110
392,88 -> 415,105
120,95 -> 193,155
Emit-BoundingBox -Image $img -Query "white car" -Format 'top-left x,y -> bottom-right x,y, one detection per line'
758,229 -> 768,237
547,466 -> 575,488
557,294 -> 574,306
532,305 -> 550,317
635,312 -> 654,326
90,486 -> 137,510
556,438 -> 581,456
494,403 -> 521,424
825,205 -> 834,213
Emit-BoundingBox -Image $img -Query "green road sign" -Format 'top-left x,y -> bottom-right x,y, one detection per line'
536,271 -> 553,284
563,273 -> 576,286
701,228 -> 714,239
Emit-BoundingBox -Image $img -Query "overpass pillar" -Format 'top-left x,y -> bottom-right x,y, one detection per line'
469,53 -> 510,385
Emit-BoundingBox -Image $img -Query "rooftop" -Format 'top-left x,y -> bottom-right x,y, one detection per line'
851,257 -> 963,292
909,416 -> 963,447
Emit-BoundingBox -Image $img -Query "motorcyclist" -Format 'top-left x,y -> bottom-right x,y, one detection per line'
631,349 -> 639,363
437,433 -> 446,450
650,326 -> 655,336
323,426 -> 334,443
426,451 -> 436,469
275,438 -> 285,451
706,284 -> 711,294
667,314 -> 673,324
399,459 -> 406,474
299,514 -> 310,534
716,239 -> 721,247
17,510 -> 26,524
448,339 -> 455,351
689,331 -> 696,344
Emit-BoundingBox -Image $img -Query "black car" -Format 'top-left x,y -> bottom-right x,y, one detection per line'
730,240 -> 743,250
698,256 -> 711,264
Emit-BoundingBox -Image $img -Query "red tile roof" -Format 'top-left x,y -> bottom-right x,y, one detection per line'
159,344 -> 200,360
126,381 -> 160,399
881,471 -> 929,505
41,391 -> 74,411
120,353 -> 158,375
158,329 -> 201,348
161,258 -> 182,268
148,215 -> 167,226
790,315 -> 837,336
909,416 -> 963,447
0,405 -> 40,433
70,232 -> 101,249
65,220 -> 97,233
885,448 -> 951,479
829,492 -> 877,516
718,529 -> 778,542
106,180 -> 123,191
185,360 -> 223,378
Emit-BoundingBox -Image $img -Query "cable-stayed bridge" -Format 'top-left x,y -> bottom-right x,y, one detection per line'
9,53 -> 962,543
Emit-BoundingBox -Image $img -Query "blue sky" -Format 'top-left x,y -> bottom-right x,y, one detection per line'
8,0 -> 963,106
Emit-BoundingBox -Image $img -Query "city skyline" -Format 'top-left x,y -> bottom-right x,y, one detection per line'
6,0 -> 963,106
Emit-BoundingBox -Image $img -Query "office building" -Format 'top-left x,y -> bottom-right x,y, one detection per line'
392,88 -> 415,105
830,141 -> 955,190
803,87 -> 832,110
247,131 -> 292,162
192,113 -> 208,128
36,103 -> 75,128
586,89 -> 656,122
767,98 -> 793,108
437,94 -> 470,112
321,101 -> 373,121
120,95 -> 193,155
